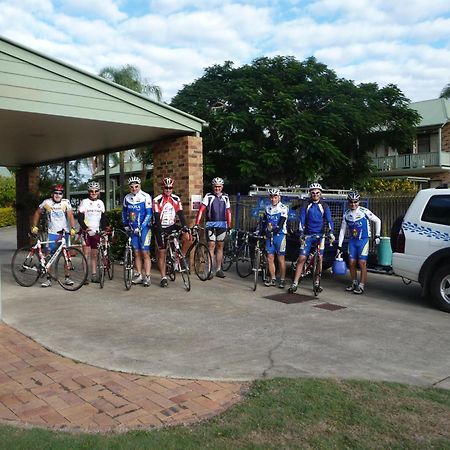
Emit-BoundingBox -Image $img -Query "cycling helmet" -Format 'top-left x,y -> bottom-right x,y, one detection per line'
87,181 -> 100,191
347,191 -> 360,201
268,188 -> 281,196
52,184 -> 64,193
162,177 -> 174,188
128,176 -> 141,185
211,177 -> 224,186
309,182 -> 322,192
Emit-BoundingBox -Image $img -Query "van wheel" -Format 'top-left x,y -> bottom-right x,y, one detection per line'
430,265 -> 450,313
390,215 -> 404,252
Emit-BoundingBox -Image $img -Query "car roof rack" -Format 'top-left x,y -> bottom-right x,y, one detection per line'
248,184 -> 351,200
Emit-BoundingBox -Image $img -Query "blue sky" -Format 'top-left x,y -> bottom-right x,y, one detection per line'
1,0 -> 450,103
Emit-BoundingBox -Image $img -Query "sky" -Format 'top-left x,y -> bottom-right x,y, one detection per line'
1,0 -> 450,104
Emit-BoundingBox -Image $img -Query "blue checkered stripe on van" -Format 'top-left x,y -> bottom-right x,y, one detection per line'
403,221 -> 450,241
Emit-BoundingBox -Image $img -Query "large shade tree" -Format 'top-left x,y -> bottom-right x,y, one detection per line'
171,56 -> 420,192
440,82 -> 450,98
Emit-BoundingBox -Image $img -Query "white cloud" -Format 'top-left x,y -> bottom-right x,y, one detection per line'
1,0 -> 450,102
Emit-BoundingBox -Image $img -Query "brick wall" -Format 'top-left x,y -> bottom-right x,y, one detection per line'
15,167 -> 40,247
153,136 -> 203,224
442,123 -> 450,152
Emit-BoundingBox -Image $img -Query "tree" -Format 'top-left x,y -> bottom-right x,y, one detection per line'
440,82 -> 450,98
171,56 -> 420,192
98,65 -> 162,198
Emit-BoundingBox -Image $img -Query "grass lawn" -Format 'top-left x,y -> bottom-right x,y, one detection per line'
1,378 -> 449,449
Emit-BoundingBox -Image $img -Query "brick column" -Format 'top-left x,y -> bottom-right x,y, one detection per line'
153,136 -> 203,225
15,167 -> 40,248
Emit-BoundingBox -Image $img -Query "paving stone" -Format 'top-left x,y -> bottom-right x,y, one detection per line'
0,323 -> 244,432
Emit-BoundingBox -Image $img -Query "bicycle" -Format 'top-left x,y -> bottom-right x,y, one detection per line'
185,226 -> 212,281
251,233 -> 270,291
234,230 -> 254,278
292,234 -> 329,296
95,229 -> 115,288
116,229 -> 134,290
11,230 -> 88,291
163,229 -> 190,291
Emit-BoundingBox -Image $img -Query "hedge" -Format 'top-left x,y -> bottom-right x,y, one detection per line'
0,207 -> 16,227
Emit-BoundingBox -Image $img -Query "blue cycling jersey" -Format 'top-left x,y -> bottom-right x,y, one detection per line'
122,190 -> 152,229
299,201 -> 334,235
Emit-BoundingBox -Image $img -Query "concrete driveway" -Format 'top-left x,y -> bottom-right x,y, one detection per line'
1,226 -> 449,389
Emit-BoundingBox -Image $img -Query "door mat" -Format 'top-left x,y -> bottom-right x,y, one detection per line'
264,293 -> 315,304
313,303 -> 347,311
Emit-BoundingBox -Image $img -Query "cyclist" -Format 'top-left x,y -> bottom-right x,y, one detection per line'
122,176 -> 153,287
78,181 -> 108,284
195,177 -> 231,279
30,184 -> 77,288
259,188 -> 288,288
337,191 -> 381,295
153,177 -> 189,288
288,183 -> 335,293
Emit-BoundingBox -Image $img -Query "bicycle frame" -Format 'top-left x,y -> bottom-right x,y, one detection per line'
30,233 -> 70,277
252,233 -> 270,291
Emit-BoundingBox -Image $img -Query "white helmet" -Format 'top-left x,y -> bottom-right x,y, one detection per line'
128,176 -> 141,185
87,181 -> 100,191
309,182 -> 323,192
162,177 -> 174,188
268,188 -> 281,196
212,177 -> 224,186
347,191 -> 360,201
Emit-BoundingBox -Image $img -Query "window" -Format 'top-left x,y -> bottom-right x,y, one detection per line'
422,195 -> 450,226
417,134 -> 430,153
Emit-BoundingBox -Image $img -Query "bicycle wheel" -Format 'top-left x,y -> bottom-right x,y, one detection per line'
55,247 -> 88,291
252,248 -> 260,291
236,242 -> 253,278
194,242 -> 212,281
312,251 -> 321,297
11,246 -> 41,287
106,246 -> 114,280
178,252 -> 191,291
261,254 -> 268,284
166,257 -> 176,281
222,236 -> 234,272
97,247 -> 105,288
123,247 -> 133,290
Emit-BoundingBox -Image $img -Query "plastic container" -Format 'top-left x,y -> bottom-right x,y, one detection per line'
332,257 -> 347,275
377,236 -> 393,266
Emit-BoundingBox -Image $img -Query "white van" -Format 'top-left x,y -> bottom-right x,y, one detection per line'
392,188 -> 450,312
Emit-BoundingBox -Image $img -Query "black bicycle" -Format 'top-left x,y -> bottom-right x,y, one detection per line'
185,226 -> 212,281
234,230 -> 254,278
251,233 -> 270,291
163,229 -> 191,291
96,229 -> 115,288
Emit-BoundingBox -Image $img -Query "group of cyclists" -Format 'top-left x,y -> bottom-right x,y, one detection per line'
29,177 -> 381,295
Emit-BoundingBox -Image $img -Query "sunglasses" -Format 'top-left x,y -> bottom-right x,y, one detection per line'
164,187 -> 173,190
310,191 -> 321,195
129,184 -> 140,188
349,201 -> 359,204
89,190 -> 99,193
53,191 -> 63,195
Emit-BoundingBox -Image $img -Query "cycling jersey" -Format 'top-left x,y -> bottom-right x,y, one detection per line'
153,193 -> 183,228
38,198 -> 72,234
196,192 -> 231,228
299,200 -> 334,235
78,198 -> 105,232
338,206 -> 381,246
261,202 -> 288,235
122,190 -> 152,229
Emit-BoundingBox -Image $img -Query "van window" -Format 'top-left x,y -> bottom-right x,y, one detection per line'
422,195 -> 450,226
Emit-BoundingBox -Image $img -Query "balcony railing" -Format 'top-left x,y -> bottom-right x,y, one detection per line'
373,152 -> 450,171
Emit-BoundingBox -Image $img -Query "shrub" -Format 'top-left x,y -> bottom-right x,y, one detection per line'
0,176 -> 15,207
0,207 -> 16,227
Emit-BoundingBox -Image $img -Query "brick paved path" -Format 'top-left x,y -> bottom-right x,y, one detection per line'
0,323 -> 245,432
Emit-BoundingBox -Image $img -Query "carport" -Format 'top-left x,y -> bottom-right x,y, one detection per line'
0,35 -> 204,246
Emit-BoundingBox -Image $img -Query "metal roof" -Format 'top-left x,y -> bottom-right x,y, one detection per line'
411,98 -> 450,128
0,35 -> 204,168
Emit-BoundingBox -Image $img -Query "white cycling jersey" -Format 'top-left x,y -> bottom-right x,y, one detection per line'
78,198 -> 105,232
38,198 -> 72,235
